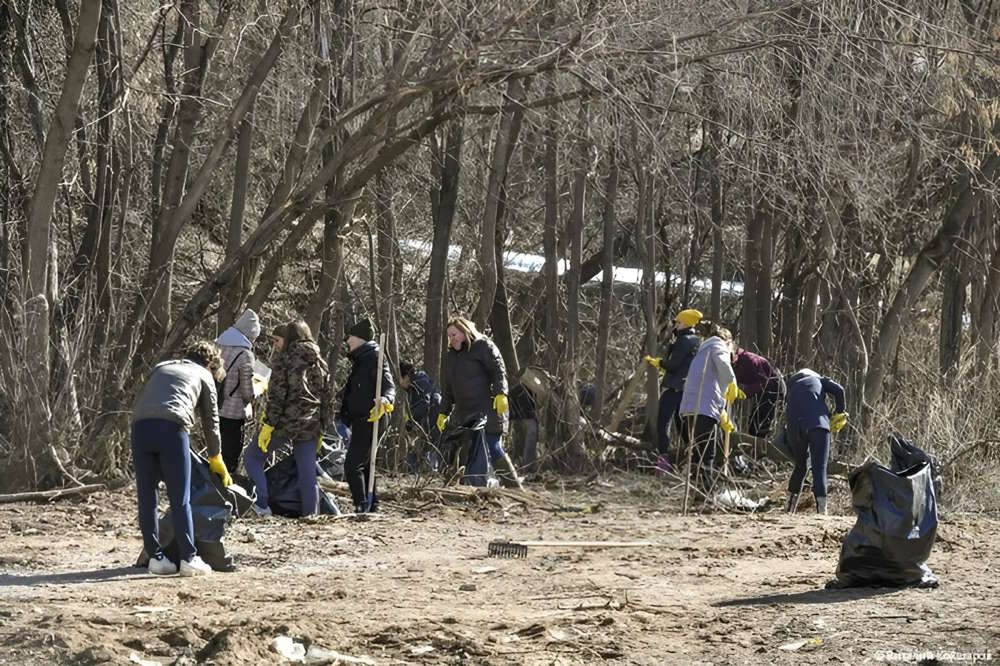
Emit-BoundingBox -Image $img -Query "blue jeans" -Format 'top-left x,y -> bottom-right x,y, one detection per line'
787,424 -> 831,498
131,418 -> 195,562
485,432 -> 507,462
244,436 -> 319,516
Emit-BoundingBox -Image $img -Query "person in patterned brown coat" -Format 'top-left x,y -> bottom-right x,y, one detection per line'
244,320 -> 335,517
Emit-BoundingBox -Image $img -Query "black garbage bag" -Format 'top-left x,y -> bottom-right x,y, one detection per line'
889,432 -> 943,500
828,443 -> 939,589
265,452 -> 341,517
136,451 -> 247,572
441,412 -> 495,487
317,438 -> 347,480
771,427 -> 794,461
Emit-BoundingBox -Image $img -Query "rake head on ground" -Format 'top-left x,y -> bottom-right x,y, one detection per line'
488,540 -> 528,558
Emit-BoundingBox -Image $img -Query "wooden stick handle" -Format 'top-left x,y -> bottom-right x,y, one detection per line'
366,333 -> 388,503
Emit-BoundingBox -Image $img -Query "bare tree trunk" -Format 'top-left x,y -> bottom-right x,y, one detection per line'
475,78 -> 525,327
757,206 -> 774,356
974,199 -> 1000,376
864,152 -> 999,414
566,100 -> 587,361
592,137 -> 619,422
424,114 -> 463,382
742,197 -> 763,351
490,187 -> 519,373
22,0 -> 101,485
149,15 -> 183,223
637,171 -> 658,437
220,107 -> 254,330
542,93 -> 560,369
939,250 -> 968,382
245,65 -> 331,313
141,3 -> 294,360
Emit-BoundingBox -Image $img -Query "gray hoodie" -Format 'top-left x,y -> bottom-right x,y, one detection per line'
132,360 -> 222,456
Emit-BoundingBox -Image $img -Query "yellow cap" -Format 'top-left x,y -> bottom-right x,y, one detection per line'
675,309 -> 703,329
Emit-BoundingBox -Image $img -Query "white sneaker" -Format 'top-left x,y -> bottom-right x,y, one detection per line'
148,554 -> 178,576
179,555 -> 212,577
252,503 -> 272,518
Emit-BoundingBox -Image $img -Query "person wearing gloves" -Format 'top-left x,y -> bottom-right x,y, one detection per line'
246,320 -> 335,518
643,308 -> 703,474
339,318 -> 396,513
437,316 -> 523,490
215,309 -> 261,473
678,321 -> 745,490
781,369 -> 848,515
399,360 -> 442,473
731,346 -> 785,439
131,340 -> 232,576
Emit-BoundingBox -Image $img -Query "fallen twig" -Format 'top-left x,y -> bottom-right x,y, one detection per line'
0,483 -> 106,504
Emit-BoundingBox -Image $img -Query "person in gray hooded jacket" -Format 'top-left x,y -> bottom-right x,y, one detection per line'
131,341 -> 232,576
215,308 -> 261,472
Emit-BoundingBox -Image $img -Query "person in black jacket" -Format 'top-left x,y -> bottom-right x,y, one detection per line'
643,308 -> 703,473
399,360 -> 442,472
339,318 -> 396,513
438,316 -> 523,489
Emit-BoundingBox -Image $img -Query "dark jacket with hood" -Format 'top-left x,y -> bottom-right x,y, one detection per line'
406,369 -> 441,431
784,369 -> 846,433
266,339 -> 335,442
660,327 -> 700,391
339,341 -> 396,429
441,337 -> 508,434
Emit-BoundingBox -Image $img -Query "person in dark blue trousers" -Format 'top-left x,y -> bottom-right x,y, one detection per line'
131,341 -> 232,576
399,360 -> 442,472
782,369 -> 849,515
644,308 -> 703,473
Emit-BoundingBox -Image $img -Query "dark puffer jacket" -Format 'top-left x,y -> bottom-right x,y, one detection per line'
441,337 -> 508,434
266,339 -> 335,442
660,327 -> 700,391
339,341 -> 396,428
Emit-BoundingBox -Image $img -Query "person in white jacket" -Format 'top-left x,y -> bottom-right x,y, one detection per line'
215,309 -> 260,473
678,322 -> 744,490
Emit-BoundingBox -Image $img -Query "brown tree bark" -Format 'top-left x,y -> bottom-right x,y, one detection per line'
636,170 -> 658,436
475,78 -> 525,328
424,113 -> 463,383
864,150 -> 1000,414
220,107 -> 254,330
22,0 -> 101,485
543,92 -> 560,369
566,100 -> 587,361
592,136 -> 619,422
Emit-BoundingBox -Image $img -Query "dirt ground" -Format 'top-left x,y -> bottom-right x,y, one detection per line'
0,472 -> 997,665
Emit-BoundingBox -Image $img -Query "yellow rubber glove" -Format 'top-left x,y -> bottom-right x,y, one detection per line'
642,354 -> 662,369
724,381 -> 747,404
830,412 -> 849,434
368,397 -> 394,423
437,413 -> 448,432
207,453 -> 232,487
316,435 -> 324,454
719,409 -> 735,434
493,393 -> 509,415
257,423 -> 274,453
